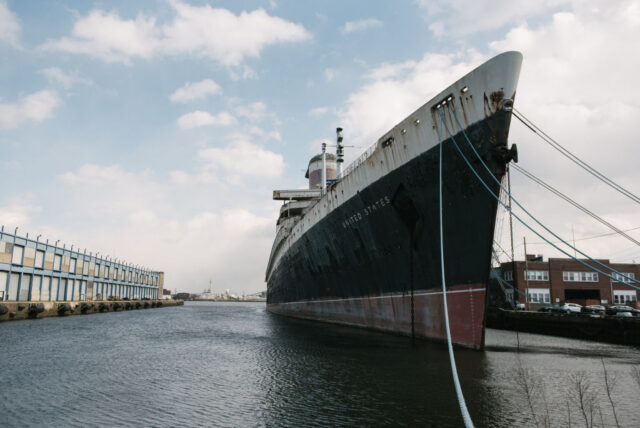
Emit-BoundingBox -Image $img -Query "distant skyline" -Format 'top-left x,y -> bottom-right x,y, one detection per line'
2,0 -> 640,293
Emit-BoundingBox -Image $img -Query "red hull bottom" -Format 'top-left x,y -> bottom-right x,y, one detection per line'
267,283 -> 486,349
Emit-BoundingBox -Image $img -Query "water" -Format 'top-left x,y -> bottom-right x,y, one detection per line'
1,302 -> 639,427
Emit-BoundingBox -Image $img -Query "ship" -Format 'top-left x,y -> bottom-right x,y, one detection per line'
265,51 -> 522,349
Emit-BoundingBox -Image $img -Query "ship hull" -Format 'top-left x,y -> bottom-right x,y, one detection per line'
268,110 -> 511,349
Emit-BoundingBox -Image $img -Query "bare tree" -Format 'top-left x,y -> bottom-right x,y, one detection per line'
632,365 -> 640,391
601,358 -> 620,428
514,356 -> 542,428
567,371 -> 597,428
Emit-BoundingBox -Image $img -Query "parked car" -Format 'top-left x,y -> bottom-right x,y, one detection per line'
560,303 -> 582,313
538,305 -> 568,313
581,305 -> 605,314
515,302 -> 526,310
606,305 -> 640,316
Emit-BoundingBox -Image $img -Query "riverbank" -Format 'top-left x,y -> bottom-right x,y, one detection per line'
0,299 -> 183,322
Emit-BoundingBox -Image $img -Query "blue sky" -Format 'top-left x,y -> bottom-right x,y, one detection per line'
2,0 -> 640,293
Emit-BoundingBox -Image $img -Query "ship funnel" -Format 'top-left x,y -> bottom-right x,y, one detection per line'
336,127 -> 344,179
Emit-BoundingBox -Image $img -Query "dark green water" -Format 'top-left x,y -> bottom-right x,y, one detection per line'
1,301 -> 639,427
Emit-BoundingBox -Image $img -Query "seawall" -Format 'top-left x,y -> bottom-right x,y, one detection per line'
0,299 -> 183,322
486,308 -> 640,346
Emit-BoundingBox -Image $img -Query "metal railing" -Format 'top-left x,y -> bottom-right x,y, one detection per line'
341,140 -> 378,180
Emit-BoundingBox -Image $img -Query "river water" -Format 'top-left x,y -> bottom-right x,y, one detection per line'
1,301 -> 639,427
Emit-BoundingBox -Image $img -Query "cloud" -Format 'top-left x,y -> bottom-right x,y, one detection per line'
414,0 -> 571,36
233,101 -> 267,121
177,110 -> 236,129
0,198 -> 41,230
40,67 -> 92,89
42,1 -> 311,68
169,79 -> 221,102
0,0 -> 20,46
309,106 -> 329,117
341,17 -> 383,34
197,139 -> 284,179
58,164 -> 138,184
0,90 -> 61,129
324,67 -> 338,82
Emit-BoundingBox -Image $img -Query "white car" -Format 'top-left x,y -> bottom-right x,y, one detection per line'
561,303 -> 582,313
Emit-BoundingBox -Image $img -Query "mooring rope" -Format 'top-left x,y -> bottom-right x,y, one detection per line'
512,108 -> 640,206
437,107 -> 475,428
441,100 -> 640,290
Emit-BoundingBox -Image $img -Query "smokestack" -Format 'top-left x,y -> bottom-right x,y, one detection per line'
336,127 -> 344,179
321,142 -> 327,195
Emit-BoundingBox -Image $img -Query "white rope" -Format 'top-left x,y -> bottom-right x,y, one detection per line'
438,111 -> 475,428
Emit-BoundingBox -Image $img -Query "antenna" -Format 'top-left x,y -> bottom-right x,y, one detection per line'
336,127 -> 344,178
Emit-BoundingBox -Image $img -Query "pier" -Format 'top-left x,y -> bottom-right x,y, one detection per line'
0,298 -> 183,322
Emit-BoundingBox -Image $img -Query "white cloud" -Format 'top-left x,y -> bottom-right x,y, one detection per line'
40,67 -> 92,89
0,198 -> 40,230
42,1 -> 311,68
198,140 -> 284,178
59,164 -> 139,185
0,90 -> 61,129
234,101 -> 267,121
341,17 -> 383,34
169,78 -> 221,102
309,106 -> 329,117
0,0 -> 20,46
177,110 -> 236,129
415,0 -> 571,36
324,67 -> 338,82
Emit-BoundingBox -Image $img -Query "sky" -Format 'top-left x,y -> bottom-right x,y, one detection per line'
1,0 -> 640,294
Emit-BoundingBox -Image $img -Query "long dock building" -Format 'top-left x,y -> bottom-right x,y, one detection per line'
0,227 -> 163,302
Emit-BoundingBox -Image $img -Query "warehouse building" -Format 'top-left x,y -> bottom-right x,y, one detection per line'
500,255 -> 639,308
0,228 -> 163,302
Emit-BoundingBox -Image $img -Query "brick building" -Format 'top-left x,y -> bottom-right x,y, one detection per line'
500,255 -> 639,308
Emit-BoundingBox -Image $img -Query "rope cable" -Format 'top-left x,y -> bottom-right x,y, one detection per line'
511,163 -> 640,247
438,102 -> 640,291
512,108 -> 640,205
437,110 -> 475,428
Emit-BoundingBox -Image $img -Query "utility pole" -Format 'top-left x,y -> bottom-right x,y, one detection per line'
507,166 -> 517,308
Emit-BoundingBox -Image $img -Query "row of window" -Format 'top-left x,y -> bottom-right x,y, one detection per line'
523,288 -> 637,304
504,270 -> 636,284
1,242 -> 158,286
0,271 -> 158,302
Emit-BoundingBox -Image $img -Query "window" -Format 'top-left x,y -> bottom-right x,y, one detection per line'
76,258 -> 84,274
504,271 -> 513,281
70,258 -> 77,273
83,260 -> 90,275
51,278 -> 59,301
0,242 -> 12,264
23,247 -> 36,267
563,271 -> 599,282
525,270 -> 549,281
41,277 -> 51,301
104,266 -> 109,279
31,276 -> 42,301
612,272 -> 636,283
613,290 -> 637,304
94,264 -> 100,277
12,245 -> 24,265
527,288 -> 551,303
62,256 -> 70,272
53,254 -> 62,271
35,250 -> 45,268
44,251 -> 54,270
20,274 -> 31,300
7,273 -> 20,300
